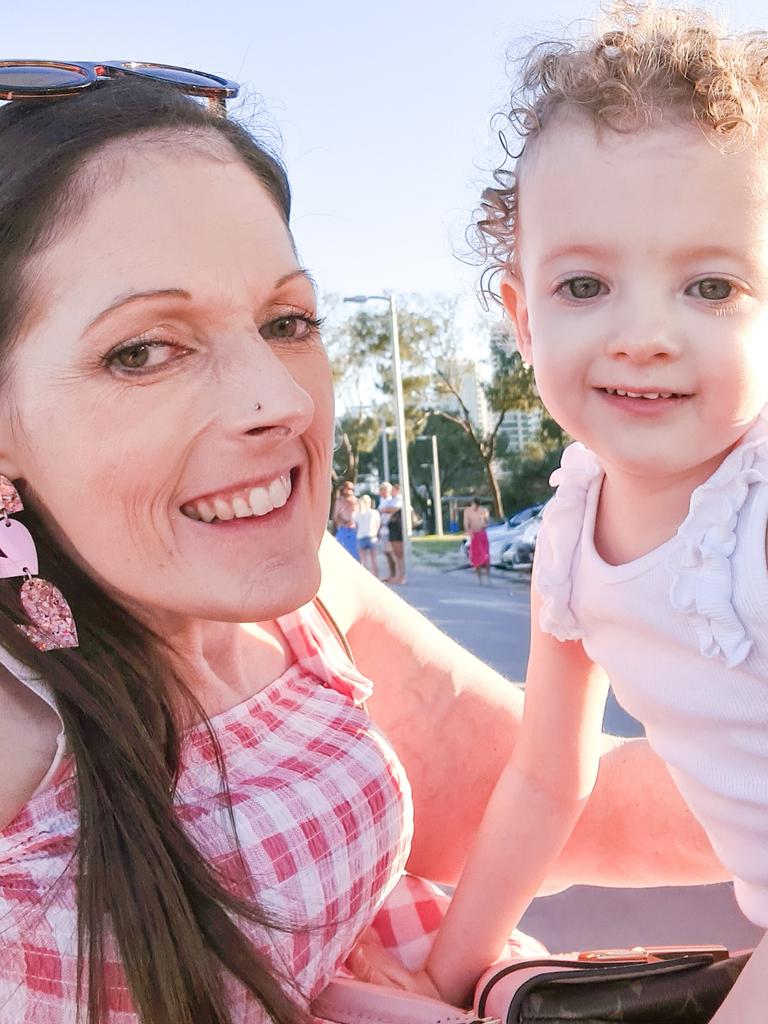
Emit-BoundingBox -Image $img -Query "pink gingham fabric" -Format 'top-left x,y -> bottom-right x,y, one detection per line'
0,601 -> 421,1022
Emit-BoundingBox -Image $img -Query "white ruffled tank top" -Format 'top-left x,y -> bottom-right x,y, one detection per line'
534,415 -> 768,928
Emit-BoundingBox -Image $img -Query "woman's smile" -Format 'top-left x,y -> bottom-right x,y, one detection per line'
181,468 -> 294,523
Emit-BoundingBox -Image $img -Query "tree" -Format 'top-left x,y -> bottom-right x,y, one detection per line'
323,298 -> 556,519
408,413 -> 487,527
331,409 -> 381,485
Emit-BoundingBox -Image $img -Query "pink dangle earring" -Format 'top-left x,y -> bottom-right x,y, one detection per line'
0,475 -> 78,651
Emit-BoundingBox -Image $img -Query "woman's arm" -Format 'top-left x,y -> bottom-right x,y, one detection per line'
318,536 -> 727,889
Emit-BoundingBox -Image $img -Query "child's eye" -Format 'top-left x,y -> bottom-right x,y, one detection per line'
557,276 -> 604,300
687,278 -> 734,301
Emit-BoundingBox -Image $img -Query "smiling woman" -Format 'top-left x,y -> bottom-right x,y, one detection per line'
0,55 -> 734,1024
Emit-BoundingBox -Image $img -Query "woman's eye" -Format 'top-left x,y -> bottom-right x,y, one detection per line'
558,277 -> 603,300
688,278 -> 734,301
106,341 -> 178,374
261,315 -> 322,342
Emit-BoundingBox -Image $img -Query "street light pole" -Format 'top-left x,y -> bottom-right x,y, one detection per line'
343,293 -> 412,580
430,434 -> 444,536
380,417 -> 390,483
417,433 -> 444,537
387,295 -> 413,577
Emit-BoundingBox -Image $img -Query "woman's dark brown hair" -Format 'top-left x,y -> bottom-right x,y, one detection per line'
0,80 -> 304,1024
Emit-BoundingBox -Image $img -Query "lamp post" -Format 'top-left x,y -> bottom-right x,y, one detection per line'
380,417 -> 392,483
344,294 -> 412,579
417,434 -> 444,536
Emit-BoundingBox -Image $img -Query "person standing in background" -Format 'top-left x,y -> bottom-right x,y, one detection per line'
377,481 -> 399,581
333,481 -> 359,560
356,494 -> 381,577
464,497 -> 490,584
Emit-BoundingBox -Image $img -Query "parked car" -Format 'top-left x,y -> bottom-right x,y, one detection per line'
500,505 -> 547,570
461,503 -> 545,567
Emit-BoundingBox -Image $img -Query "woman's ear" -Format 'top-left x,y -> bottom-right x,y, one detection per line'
500,272 -> 533,365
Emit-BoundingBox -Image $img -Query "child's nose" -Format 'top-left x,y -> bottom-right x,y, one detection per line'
605,305 -> 682,363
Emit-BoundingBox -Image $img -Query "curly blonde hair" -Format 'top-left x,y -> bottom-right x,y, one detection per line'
475,0 -> 768,299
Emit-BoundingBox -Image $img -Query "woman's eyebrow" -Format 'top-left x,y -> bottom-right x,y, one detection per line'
84,270 -> 315,334
276,268 -> 316,291
85,288 -> 191,332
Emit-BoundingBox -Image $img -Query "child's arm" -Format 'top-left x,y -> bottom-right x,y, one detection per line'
424,585 -> 610,1006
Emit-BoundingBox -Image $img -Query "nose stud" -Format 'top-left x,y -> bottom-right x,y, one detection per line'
254,402 -> 262,412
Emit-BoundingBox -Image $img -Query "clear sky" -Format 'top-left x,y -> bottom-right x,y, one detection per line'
2,0 -> 765,303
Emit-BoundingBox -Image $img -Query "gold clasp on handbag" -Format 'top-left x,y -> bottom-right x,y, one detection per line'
577,944 -> 730,964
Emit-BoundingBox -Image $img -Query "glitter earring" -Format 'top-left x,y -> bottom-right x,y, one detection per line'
0,476 -> 78,650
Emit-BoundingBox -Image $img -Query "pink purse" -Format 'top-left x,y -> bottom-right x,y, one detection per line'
311,975 -> 488,1023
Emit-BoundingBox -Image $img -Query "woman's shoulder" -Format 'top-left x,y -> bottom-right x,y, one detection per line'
0,663 -> 62,830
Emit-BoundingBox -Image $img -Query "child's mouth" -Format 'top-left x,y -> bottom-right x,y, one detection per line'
600,387 -> 688,401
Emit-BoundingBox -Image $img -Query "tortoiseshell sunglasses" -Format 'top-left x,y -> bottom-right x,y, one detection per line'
0,60 -> 239,115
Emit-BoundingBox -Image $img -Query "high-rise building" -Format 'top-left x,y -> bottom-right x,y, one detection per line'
497,407 -> 543,452
434,359 -> 489,434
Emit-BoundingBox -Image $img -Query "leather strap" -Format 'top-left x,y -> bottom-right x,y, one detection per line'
314,595 -> 356,666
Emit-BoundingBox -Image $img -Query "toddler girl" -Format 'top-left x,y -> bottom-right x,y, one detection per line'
351,3 -> 768,1019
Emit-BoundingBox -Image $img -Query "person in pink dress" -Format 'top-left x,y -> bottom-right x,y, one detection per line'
0,60 -> 733,1024
463,498 -> 490,584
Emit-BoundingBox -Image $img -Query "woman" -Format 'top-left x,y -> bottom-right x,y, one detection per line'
355,494 -> 380,577
332,480 -> 359,560
0,67 -> 727,1024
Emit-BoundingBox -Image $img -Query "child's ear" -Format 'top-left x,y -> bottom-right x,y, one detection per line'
500,272 -> 533,365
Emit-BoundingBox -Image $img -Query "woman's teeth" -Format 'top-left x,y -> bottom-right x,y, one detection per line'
182,473 -> 292,523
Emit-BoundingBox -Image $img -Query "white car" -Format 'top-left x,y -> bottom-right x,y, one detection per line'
500,506 -> 547,570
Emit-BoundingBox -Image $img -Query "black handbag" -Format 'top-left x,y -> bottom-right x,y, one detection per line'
475,946 -> 751,1023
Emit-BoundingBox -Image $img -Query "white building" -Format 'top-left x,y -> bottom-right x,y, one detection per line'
435,359 -> 489,434
497,407 -> 543,453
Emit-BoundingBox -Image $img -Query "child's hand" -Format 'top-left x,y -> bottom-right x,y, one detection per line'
346,929 -> 443,1000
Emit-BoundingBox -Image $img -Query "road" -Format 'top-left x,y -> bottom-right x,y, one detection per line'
403,561 -> 643,737
394,562 -> 762,953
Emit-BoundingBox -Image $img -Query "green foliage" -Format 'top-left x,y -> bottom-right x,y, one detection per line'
485,340 -> 538,417
332,409 -> 382,483
323,297 -> 568,517
501,442 -> 561,513
408,413 -> 487,524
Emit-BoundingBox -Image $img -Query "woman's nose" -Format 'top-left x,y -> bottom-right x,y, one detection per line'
216,339 -> 315,442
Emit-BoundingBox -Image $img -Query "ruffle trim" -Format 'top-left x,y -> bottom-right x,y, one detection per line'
536,423 -> 768,667
535,442 -> 602,642
669,425 -> 768,668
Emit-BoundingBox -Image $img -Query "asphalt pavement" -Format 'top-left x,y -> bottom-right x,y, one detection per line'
392,560 -> 763,954
403,558 -> 642,737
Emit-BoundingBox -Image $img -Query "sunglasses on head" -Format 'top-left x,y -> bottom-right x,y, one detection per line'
0,60 -> 239,114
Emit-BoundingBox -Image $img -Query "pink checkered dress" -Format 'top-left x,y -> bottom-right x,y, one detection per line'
0,602 -> 425,1023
